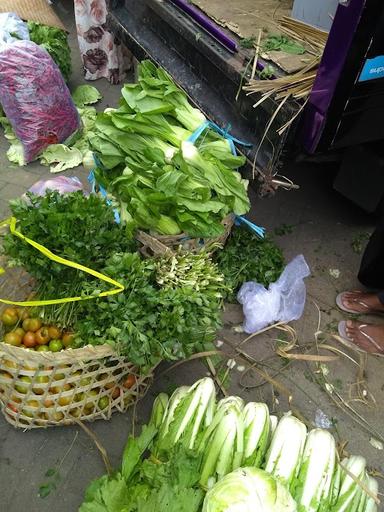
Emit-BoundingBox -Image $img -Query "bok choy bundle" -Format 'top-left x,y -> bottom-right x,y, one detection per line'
91,60 -> 250,238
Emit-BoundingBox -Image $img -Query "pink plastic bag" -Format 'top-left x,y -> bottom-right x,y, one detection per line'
27,176 -> 85,197
0,41 -> 80,163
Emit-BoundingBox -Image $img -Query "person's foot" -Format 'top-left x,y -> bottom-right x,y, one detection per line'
339,291 -> 384,314
345,320 -> 384,354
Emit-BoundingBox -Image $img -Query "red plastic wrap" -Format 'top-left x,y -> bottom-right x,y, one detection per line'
0,41 -> 80,163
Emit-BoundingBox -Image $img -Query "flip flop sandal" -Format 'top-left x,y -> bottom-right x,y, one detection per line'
337,320 -> 384,357
336,292 -> 376,315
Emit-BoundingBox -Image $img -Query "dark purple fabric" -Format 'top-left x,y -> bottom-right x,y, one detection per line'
169,0 -> 237,52
300,0 -> 367,153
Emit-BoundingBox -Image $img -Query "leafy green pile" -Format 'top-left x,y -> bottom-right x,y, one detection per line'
0,85 -> 100,170
28,21 -> 71,81
81,425 -> 204,512
215,226 -> 285,302
75,251 -> 226,368
2,191 -> 135,324
91,60 -> 250,238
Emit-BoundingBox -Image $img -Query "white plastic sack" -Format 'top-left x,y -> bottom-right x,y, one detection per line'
0,13 -> 29,49
237,255 -> 310,333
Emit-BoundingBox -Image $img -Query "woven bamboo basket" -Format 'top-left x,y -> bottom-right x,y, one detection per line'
0,264 -> 154,429
136,215 -> 234,258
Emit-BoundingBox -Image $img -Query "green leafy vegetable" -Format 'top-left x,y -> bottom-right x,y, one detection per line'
91,60 -> 250,238
215,226 -> 285,302
263,35 -> 306,55
28,21 -> 71,81
39,144 -> 83,173
74,251 -> 226,368
202,467 -> 297,512
265,414 -> 307,488
72,85 -> 103,108
2,191 -> 135,326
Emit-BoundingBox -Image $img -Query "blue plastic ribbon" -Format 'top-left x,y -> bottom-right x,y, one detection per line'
235,216 -> 265,239
187,120 -> 252,156
88,167 -> 121,224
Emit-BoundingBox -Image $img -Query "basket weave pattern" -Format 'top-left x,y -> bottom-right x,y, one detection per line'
0,263 -> 153,429
136,215 -> 234,258
0,344 -> 153,429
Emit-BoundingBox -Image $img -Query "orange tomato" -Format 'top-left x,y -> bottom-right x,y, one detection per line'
35,327 -> 51,345
48,326 -> 62,340
123,375 -> 136,389
23,331 -> 36,348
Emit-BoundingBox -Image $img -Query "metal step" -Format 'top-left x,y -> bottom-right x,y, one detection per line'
107,0 -> 300,177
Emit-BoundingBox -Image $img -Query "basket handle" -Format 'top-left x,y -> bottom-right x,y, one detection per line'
0,217 -> 124,307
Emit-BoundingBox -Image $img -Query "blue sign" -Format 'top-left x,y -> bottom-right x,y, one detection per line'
359,55 -> 384,82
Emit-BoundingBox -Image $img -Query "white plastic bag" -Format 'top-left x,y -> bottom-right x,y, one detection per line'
0,13 -> 29,49
237,255 -> 310,333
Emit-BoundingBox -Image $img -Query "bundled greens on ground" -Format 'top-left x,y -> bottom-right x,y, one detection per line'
27,21 -> 72,81
80,378 -> 379,511
91,60 -> 250,237
74,251 -> 226,368
2,192 -> 226,367
2,191 -> 135,324
215,226 -> 285,302
0,85 -> 100,170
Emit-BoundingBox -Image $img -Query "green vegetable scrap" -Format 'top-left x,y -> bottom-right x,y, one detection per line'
263,35 -> 306,55
91,60 -> 250,238
215,226 -> 285,303
72,85 -> 103,107
0,108 -> 24,165
80,378 -> 379,511
0,85 -> 101,171
28,21 -> 72,81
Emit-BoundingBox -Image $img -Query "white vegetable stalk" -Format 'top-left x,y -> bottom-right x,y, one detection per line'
293,428 -> 336,512
157,378 -> 216,453
157,386 -> 189,442
264,413 -> 307,487
331,456 -> 366,512
242,402 -> 270,468
365,475 -> 379,512
199,401 -> 244,487
270,415 -> 278,435
149,392 -> 169,429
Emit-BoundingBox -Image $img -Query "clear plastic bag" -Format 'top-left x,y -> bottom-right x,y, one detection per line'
237,255 -> 310,333
0,40 -> 80,163
26,176 -> 85,197
0,13 -> 29,48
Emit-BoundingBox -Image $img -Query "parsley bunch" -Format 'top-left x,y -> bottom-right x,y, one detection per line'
3,191 -> 135,324
75,252 -> 226,368
215,226 -> 285,303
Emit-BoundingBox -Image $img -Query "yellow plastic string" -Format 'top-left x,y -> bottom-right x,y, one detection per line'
0,217 -> 124,307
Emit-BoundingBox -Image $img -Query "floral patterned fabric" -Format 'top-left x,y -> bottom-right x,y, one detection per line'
74,0 -> 132,84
